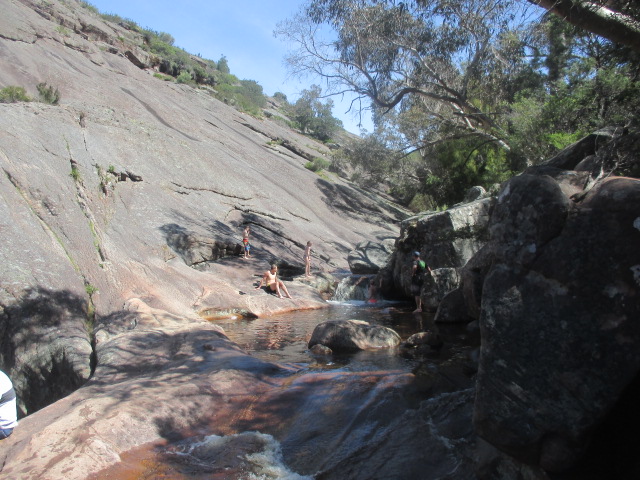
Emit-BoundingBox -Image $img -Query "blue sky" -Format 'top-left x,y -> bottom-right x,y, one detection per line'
86,0 -> 372,134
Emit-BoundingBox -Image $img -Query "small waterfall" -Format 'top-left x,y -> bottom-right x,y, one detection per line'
332,274 -> 375,302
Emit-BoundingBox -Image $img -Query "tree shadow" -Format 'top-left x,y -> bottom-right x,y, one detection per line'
160,220 -> 242,266
314,178 -> 404,226
0,287 -> 91,416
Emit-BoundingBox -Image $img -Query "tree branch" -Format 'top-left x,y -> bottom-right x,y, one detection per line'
527,0 -> 640,52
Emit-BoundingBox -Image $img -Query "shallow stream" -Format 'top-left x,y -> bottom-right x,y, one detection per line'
93,301 -> 478,480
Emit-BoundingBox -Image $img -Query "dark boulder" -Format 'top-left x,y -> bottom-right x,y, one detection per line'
308,320 -> 401,353
474,176 -> 640,472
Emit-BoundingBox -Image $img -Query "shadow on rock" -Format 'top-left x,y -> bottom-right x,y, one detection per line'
0,287 -> 92,416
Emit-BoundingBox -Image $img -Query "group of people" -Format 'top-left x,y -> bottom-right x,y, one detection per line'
244,225 -> 314,299
244,226 -> 432,311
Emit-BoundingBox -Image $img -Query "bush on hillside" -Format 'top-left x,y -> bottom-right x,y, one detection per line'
305,157 -> 331,172
0,86 -> 31,103
37,83 -> 60,105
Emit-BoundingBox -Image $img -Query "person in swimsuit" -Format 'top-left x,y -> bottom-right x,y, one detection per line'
255,264 -> 292,298
242,226 -> 251,259
304,241 -> 312,277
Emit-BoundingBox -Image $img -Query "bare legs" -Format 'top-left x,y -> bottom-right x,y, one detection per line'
269,281 -> 292,299
413,294 -> 422,313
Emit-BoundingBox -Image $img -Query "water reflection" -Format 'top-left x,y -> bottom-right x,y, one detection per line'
207,302 -> 470,373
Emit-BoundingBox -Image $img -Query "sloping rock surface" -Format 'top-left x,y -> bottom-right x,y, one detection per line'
0,0 -> 410,476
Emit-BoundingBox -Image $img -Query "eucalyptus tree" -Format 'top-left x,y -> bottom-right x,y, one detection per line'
526,0 -> 640,53
276,0 -> 541,153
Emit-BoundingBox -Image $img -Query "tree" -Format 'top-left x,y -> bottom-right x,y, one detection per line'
526,0 -> 640,53
288,85 -> 343,141
217,55 -> 230,74
277,0 -> 538,151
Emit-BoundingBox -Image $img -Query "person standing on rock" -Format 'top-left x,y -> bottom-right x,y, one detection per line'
304,241 -> 313,277
242,225 -> 251,259
255,264 -> 293,299
411,251 -> 431,313
0,370 -> 17,440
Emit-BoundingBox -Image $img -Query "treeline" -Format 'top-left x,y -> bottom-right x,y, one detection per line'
279,0 -> 640,210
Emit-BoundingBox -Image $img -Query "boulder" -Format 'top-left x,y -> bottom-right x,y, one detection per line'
544,127 -> 618,170
463,185 -> 487,203
308,320 -> 401,352
421,267 -> 460,311
474,176 -> 640,472
434,287 -> 474,324
388,196 -> 494,306
347,238 -> 395,274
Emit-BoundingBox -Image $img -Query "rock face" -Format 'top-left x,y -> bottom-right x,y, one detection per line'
475,175 -> 640,472
0,0 -> 407,423
462,129 -> 640,474
308,320 -> 401,352
384,196 -> 494,309
347,237 -> 395,274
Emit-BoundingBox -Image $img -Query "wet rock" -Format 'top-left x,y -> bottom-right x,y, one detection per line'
309,344 -> 332,355
309,320 -> 401,352
403,331 -> 442,348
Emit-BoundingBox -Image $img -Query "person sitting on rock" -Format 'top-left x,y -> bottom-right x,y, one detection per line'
255,264 -> 292,299
0,370 -> 17,440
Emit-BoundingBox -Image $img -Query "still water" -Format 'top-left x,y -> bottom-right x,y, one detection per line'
211,301 -> 434,371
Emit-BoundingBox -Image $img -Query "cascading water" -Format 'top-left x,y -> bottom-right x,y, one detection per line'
331,274 -> 375,302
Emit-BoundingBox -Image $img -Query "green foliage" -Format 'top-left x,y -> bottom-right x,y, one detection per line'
418,138 -> 513,208
273,92 -> 288,103
214,79 -> 266,115
217,56 -> 230,74
79,1 -> 99,14
55,25 -> 71,37
176,71 -> 193,84
153,72 -> 173,81
70,166 -> 80,181
37,82 -> 60,105
305,157 -> 331,172
0,86 -> 31,103
287,85 -> 342,142
85,284 -> 98,296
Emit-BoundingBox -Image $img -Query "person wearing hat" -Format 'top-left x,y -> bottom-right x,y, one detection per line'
0,369 -> 17,440
411,251 -> 431,313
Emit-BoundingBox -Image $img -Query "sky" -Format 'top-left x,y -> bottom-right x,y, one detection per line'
86,0 -> 373,135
